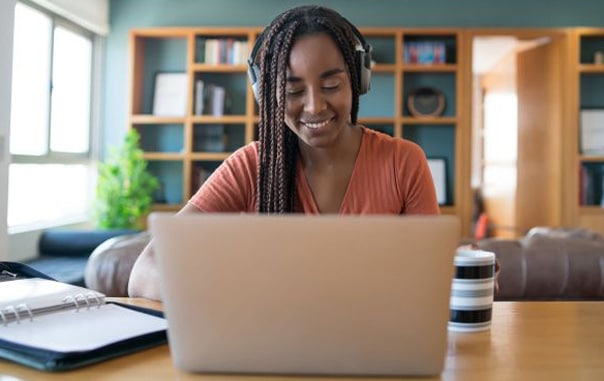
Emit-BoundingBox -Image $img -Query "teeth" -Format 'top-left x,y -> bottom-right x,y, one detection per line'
304,119 -> 330,129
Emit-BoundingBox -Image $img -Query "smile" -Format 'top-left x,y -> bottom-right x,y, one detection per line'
302,118 -> 333,129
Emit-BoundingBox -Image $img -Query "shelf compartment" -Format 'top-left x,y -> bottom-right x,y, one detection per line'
579,35 -> 604,64
193,35 -> 250,65
147,160 -> 184,205
402,72 -> 456,117
402,33 -> 457,65
192,123 -> 246,153
358,73 -> 396,118
365,35 -> 397,65
403,124 -> 456,206
579,161 -> 604,207
131,36 -> 188,115
579,73 -> 604,109
134,123 -> 184,153
192,72 -> 248,116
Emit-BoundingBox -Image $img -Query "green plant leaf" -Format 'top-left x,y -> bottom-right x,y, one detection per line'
93,129 -> 159,229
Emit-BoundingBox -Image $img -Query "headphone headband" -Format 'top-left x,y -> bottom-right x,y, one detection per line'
247,16 -> 372,102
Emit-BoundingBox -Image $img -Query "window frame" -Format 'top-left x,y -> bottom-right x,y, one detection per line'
8,0 -> 101,232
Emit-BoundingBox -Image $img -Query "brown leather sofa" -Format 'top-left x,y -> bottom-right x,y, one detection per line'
478,227 -> 604,301
85,227 -> 604,300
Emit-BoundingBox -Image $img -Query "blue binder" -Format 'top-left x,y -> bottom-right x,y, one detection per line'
0,261 -> 167,371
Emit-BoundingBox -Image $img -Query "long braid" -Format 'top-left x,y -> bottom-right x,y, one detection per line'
256,12 -> 292,212
274,24 -> 299,212
255,6 -> 362,213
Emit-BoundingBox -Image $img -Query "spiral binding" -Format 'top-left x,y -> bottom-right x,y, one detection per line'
62,293 -> 103,311
1,292 -> 103,326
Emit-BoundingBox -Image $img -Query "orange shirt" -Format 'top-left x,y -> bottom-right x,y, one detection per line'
189,127 -> 439,215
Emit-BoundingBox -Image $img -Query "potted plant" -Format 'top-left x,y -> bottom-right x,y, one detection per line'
93,129 -> 159,230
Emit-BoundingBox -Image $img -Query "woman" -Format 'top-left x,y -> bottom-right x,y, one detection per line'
129,5 -> 439,300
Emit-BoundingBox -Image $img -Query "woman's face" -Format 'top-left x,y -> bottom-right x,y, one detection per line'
283,33 -> 353,148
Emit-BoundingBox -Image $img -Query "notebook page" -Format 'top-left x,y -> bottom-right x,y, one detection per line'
0,303 -> 167,352
0,278 -> 104,312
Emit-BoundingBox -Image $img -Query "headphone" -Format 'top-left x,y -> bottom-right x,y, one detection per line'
247,19 -> 372,102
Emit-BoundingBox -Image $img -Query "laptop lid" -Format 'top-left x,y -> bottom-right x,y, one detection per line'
150,213 -> 459,376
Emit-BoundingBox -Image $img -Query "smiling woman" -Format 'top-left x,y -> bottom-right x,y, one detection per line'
129,5 -> 440,300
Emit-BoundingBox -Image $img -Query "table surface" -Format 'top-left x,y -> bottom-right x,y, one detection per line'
1,299 -> 603,381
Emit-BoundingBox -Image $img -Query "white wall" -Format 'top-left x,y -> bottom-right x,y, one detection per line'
0,0 -> 16,261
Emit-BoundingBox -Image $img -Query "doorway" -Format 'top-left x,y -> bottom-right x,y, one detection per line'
469,30 -> 566,238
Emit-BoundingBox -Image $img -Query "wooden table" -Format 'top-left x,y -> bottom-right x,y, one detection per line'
1,299 -> 603,380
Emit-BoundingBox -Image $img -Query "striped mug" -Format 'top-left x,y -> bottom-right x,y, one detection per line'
448,249 -> 495,332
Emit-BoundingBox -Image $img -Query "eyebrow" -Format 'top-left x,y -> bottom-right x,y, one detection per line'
286,68 -> 345,83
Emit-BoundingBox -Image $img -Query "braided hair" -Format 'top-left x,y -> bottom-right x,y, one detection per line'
255,5 -> 362,213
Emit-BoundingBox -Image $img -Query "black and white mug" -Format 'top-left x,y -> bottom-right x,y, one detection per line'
448,249 -> 496,332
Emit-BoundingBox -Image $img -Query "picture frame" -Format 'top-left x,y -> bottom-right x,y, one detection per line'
427,158 -> 447,205
152,72 -> 188,116
580,109 -> 604,155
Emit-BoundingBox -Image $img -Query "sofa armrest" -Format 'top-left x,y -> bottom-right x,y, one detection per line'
84,232 -> 151,297
476,238 -> 524,300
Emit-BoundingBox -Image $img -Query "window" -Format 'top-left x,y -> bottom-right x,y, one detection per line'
482,92 -> 518,195
8,2 -> 95,231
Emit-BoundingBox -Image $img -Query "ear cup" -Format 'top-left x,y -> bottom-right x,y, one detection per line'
247,60 -> 261,102
356,48 -> 371,94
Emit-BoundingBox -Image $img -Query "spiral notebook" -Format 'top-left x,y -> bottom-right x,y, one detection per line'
0,261 -> 168,371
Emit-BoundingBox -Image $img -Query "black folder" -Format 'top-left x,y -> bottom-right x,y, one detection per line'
0,261 -> 167,371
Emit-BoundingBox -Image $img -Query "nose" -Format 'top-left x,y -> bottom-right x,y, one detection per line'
304,87 -> 327,114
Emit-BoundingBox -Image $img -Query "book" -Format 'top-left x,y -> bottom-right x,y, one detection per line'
211,85 -> 226,116
194,79 -> 204,115
0,262 -> 167,371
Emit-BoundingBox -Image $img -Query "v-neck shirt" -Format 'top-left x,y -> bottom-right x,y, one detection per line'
189,127 -> 439,215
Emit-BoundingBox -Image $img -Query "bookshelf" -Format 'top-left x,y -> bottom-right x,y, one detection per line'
358,29 -> 469,230
128,27 -> 471,234
129,28 -> 260,208
567,29 -> 604,234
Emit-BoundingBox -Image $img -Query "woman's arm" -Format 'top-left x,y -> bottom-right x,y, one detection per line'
127,203 -> 201,301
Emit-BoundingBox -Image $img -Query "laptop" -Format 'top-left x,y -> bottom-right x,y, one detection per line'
149,213 -> 460,376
